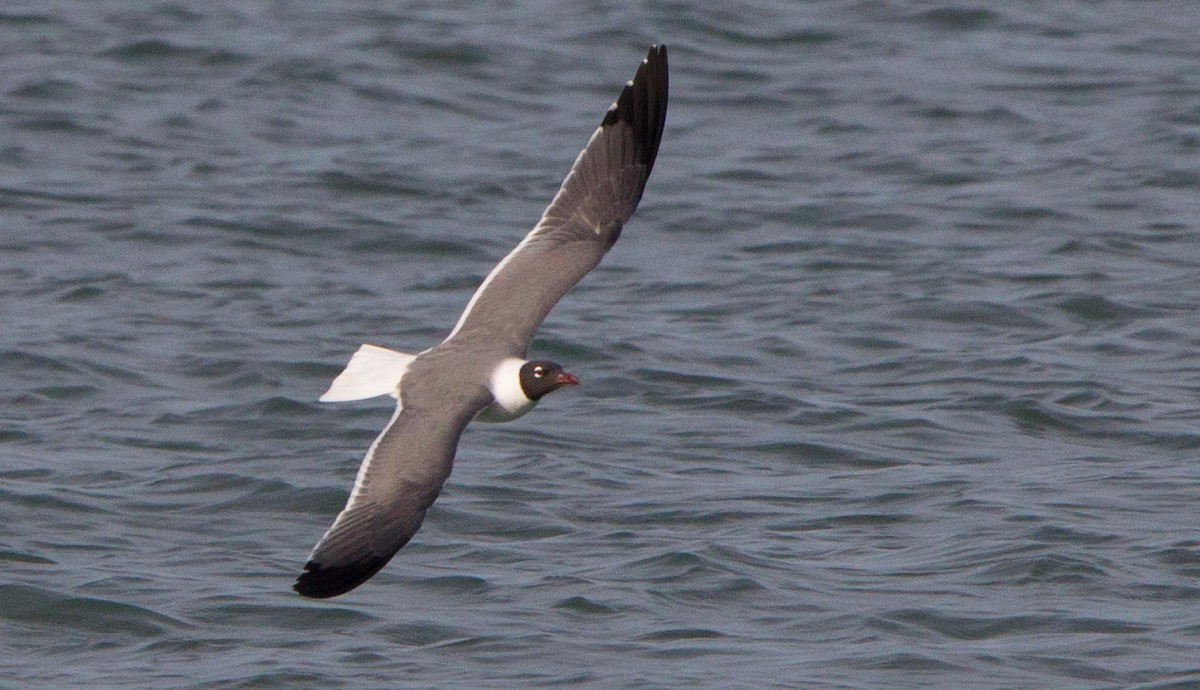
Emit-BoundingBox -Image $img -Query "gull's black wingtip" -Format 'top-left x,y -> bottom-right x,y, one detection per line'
293,557 -> 389,599
600,44 -> 669,174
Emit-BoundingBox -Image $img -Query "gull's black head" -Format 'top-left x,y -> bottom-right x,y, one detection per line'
519,360 -> 580,400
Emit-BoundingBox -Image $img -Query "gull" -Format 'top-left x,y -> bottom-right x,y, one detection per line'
295,45 -> 668,598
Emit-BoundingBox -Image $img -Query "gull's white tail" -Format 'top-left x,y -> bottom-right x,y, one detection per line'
319,344 -> 416,402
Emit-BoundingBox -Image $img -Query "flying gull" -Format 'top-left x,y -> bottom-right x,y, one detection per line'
294,45 -> 669,598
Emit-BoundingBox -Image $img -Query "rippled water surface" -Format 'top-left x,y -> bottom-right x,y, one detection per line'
3,2 -> 1200,688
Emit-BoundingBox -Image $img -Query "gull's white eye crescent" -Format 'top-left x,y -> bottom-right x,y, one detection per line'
533,366 -> 544,378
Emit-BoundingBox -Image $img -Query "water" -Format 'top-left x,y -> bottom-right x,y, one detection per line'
3,2 -> 1200,687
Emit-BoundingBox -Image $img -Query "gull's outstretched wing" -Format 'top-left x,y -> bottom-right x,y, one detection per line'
446,45 -> 668,355
293,388 -> 490,598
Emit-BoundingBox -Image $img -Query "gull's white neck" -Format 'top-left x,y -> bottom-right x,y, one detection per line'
475,357 -> 536,423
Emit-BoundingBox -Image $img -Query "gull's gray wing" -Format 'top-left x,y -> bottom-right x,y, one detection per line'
293,385 -> 491,598
445,45 -> 668,355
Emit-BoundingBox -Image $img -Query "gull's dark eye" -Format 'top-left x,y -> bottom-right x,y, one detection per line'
533,366 -> 544,378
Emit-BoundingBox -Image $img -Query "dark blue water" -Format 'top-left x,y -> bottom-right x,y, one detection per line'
3,2 -> 1200,688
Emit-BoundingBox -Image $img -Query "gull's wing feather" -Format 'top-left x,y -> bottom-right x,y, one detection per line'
445,45 -> 668,354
